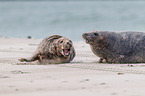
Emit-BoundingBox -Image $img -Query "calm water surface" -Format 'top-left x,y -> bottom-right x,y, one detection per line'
0,1 -> 145,41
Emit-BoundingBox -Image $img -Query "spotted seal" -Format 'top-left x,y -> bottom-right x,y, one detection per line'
19,35 -> 75,64
82,30 -> 145,63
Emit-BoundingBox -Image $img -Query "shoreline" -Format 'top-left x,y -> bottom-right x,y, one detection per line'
1,37 -> 145,96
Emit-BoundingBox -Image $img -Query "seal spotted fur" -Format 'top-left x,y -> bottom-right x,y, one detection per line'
19,35 -> 75,64
82,30 -> 145,63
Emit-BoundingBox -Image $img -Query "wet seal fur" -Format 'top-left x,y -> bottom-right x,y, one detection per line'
19,35 -> 75,64
82,30 -> 145,63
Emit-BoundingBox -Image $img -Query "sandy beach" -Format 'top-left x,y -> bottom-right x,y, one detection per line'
1,37 -> 145,96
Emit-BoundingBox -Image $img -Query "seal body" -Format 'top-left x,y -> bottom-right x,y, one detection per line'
82,31 -> 145,63
19,35 -> 75,64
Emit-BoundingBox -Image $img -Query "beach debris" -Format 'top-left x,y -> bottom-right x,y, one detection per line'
117,73 -> 124,75
0,75 -> 10,78
27,36 -> 32,39
11,70 -> 31,74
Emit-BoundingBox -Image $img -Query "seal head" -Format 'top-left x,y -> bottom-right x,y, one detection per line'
82,31 -> 106,46
57,38 -> 73,57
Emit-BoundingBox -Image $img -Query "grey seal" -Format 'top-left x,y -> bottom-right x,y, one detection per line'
82,30 -> 145,63
19,35 -> 75,64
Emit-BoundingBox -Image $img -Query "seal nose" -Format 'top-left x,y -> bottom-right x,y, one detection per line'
82,33 -> 88,37
64,42 -> 71,49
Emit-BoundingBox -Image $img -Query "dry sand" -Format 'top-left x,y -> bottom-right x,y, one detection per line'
0,37 -> 145,96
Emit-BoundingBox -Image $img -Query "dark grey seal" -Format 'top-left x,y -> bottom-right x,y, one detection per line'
19,35 -> 75,64
82,30 -> 145,63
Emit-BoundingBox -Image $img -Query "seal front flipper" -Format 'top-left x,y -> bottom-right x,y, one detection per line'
98,58 -> 108,63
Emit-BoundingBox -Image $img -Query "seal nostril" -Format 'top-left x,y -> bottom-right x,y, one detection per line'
67,42 -> 70,45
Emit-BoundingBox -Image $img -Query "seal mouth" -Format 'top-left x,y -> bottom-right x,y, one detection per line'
84,39 -> 94,45
85,40 -> 89,43
63,49 -> 70,56
82,34 -> 94,44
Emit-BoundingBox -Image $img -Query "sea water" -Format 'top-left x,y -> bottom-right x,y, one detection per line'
0,1 -> 145,41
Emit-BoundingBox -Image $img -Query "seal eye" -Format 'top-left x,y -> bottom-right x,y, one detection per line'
69,40 -> 72,43
94,33 -> 98,36
60,41 -> 63,43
